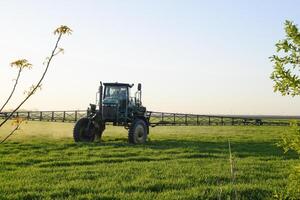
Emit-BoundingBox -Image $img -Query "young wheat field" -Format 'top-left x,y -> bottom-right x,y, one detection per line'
0,121 -> 297,199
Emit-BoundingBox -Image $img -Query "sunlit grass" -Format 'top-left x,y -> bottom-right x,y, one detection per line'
0,121 -> 297,199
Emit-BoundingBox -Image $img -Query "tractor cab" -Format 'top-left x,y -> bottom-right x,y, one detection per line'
74,81 -> 149,144
101,82 -> 144,124
102,83 -> 132,117
103,83 -> 132,104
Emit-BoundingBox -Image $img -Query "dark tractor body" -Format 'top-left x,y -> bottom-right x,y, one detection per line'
73,82 -> 149,144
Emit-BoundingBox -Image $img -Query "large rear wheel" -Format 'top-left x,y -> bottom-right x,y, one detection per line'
128,119 -> 148,144
73,117 -> 97,142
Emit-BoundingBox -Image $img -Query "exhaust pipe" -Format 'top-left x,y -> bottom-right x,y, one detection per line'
99,81 -> 103,119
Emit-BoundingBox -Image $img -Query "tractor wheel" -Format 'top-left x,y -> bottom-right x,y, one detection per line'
73,117 -> 96,142
128,119 -> 148,144
94,123 -> 105,142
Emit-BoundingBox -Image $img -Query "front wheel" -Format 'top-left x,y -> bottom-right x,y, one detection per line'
128,119 -> 148,144
73,117 -> 96,142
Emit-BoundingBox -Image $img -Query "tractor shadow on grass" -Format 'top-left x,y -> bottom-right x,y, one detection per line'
144,139 -> 298,159
76,137 -> 298,160
66,137 -> 298,160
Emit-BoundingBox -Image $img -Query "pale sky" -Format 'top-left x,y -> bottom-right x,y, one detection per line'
0,0 -> 300,115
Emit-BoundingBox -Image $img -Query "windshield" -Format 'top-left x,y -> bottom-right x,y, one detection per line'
104,86 -> 128,99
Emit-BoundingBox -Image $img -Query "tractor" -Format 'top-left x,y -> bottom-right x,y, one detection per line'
73,82 -> 149,144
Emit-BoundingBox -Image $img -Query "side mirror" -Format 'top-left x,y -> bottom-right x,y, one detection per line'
138,83 -> 142,91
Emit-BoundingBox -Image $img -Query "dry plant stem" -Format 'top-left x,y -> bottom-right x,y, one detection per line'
228,140 -> 234,179
0,33 -> 62,128
218,185 -> 222,200
0,68 -> 22,112
228,139 -> 238,200
0,122 -> 22,144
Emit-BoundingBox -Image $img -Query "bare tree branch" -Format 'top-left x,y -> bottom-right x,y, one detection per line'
0,68 -> 22,112
0,25 -> 71,128
0,121 -> 22,144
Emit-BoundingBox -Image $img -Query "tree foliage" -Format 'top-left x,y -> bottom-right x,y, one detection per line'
270,20 -> 300,199
270,20 -> 300,96
278,121 -> 300,155
270,20 -> 300,154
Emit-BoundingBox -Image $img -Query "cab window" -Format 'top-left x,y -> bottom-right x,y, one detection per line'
105,86 -> 127,99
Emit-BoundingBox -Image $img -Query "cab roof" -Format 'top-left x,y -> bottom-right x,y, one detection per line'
103,82 -> 134,88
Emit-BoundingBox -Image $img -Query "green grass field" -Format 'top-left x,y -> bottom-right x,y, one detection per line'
0,121 -> 298,199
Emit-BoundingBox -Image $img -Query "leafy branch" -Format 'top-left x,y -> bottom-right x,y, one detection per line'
270,20 -> 300,96
0,25 -> 72,143
0,59 -> 32,112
